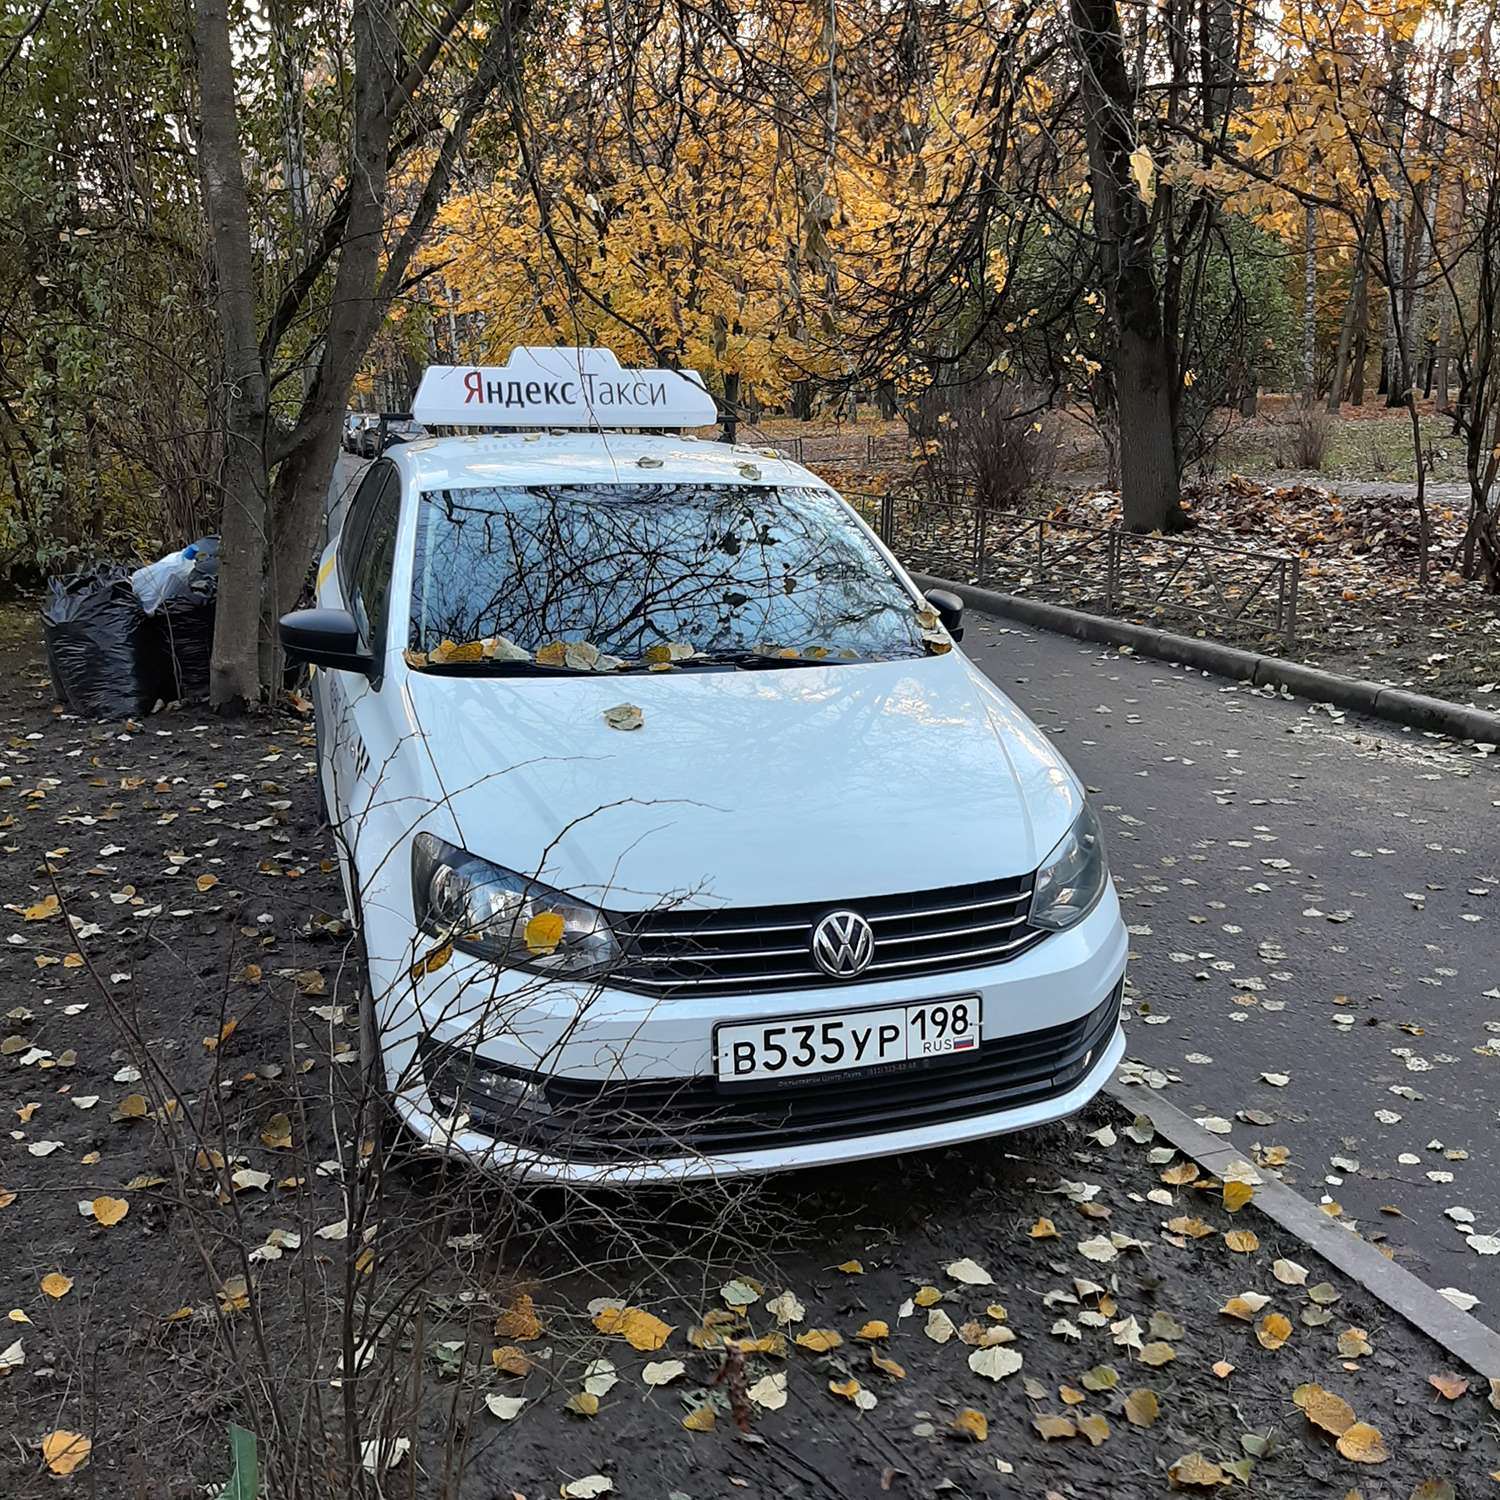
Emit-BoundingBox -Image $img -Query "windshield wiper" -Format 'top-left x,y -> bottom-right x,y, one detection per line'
683,650 -> 861,669
415,659 -> 580,677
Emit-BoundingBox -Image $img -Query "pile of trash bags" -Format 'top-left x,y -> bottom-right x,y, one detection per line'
42,537 -> 219,719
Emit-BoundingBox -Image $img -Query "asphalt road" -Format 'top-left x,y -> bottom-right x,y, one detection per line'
966,608 -> 1500,1304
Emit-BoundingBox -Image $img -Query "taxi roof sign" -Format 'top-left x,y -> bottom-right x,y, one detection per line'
411,347 -> 718,429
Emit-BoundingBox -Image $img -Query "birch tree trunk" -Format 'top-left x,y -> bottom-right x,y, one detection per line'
1302,196 -> 1317,406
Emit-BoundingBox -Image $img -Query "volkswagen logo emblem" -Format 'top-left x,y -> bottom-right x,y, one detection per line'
810,909 -> 875,978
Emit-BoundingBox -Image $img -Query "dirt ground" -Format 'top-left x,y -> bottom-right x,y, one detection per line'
3,619 -> 1500,1496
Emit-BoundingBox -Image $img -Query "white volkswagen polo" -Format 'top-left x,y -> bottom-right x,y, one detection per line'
282,349 -> 1127,1184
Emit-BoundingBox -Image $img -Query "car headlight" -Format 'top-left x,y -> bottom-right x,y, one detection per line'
411,833 -> 622,978
1028,801 -> 1108,931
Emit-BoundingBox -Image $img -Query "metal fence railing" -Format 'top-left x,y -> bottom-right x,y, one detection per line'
779,434 -> 911,467
842,491 -> 1300,647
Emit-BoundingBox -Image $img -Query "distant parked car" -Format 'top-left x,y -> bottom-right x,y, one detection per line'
378,416 -> 427,453
344,413 -> 375,454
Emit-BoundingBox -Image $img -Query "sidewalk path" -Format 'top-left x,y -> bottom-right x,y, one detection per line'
968,609 -> 1500,1303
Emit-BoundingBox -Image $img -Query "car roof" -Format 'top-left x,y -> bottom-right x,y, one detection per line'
385,431 -> 828,492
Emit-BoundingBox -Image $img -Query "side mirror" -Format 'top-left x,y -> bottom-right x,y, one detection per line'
925,588 -> 965,642
280,608 -> 375,675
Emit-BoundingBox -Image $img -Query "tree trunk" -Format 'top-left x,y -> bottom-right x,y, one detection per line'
1436,304 -> 1451,410
1069,0 -> 1182,532
1349,254 -> 1369,406
1327,236 -> 1368,413
1382,37 -> 1412,407
1302,196 -> 1317,405
195,0 -> 269,710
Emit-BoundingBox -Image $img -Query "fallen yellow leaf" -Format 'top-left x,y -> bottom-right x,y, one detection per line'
913,1285 -> 942,1307
1060,1386 -> 1087,1405
836,1259 -> 864,1274
260,1113 -> 293,1149
1161,1162 -> 1200,1185
41,1431 -> 90,1475
197,874 -> 218,892
855,1320 -> 888,1341
91,1196 -> 129,1226
1168,1451 -> 1227,1486
24,896 -> 60,922
1293,1383 -> 1354,1436
682,1405 -> 715,1432
495,1294 -> 543,1341
1123,1388 -> 1159,1427
1256,1314 -> 1292,1350
1224,1229 -> 1260,1253
565,1392 -> 599,1417
203,1019 -> 236,1051
1223,1181 -> 1254,1212
871,1349 -> 905,1379
40,1273 -> 73,1299
1166,1216 -> 1217,1239
951,1407 -> 987,1441
1029,1216 -> 1059,1239
1033,1414 -> 1076,1441
592,1306 -> 673,1351
492,1346 -> 531,1376
1335,1422 -> 1390,1464
1077,1413 -> 1109,1446
795,1328 -> 842,1353
1338,1328 -> 1373,1359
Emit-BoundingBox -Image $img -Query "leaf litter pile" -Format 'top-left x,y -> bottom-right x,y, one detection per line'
0,630 -> 1497,1496
850,473 -> 1500,699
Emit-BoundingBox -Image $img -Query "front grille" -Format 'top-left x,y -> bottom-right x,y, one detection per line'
419,981 -> 1121,1162
608,874 -> 1045,997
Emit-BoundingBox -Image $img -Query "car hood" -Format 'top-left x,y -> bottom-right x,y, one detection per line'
404,653 -> 1083,910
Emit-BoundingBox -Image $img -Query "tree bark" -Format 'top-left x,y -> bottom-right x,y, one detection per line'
1302,196 -> 1317,405
1069,0 -> 1182,532
1327,218 -> 1372,414
1436,303 -> 1451,410
195,0 -> 269,710
1350,260 -> 1369,406
195,0 -> 535,695
1382,37 -> 1412,407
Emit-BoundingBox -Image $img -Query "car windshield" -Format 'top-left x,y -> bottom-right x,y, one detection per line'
407,482 -> 930,665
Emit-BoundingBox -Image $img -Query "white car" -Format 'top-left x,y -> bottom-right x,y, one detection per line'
282,356 -> 1127,1184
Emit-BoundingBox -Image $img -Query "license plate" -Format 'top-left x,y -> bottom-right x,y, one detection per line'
715,994 -> 982,1089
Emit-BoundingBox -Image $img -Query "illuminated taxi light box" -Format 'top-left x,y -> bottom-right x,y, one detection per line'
411,347 -> 719,429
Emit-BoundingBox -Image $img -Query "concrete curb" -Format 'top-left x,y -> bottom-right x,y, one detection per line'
1105,1078 -> 1500,1379
912,572 -> 1500,747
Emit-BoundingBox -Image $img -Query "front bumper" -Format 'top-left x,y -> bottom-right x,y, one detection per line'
370,887 -> 1128,1183
390,1017 -> 1125,1184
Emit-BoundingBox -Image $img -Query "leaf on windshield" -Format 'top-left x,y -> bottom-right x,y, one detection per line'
403,649 -> 428,668
482,636 -> 531,662
564,641 -> 600,670
536,642 -> 567,666
431,639 -> 485,664
646,643 -> 697,664
922,629 -> 953,655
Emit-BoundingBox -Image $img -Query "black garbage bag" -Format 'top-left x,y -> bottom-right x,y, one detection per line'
41,566 -> 172,719
155,537 -> 219,700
